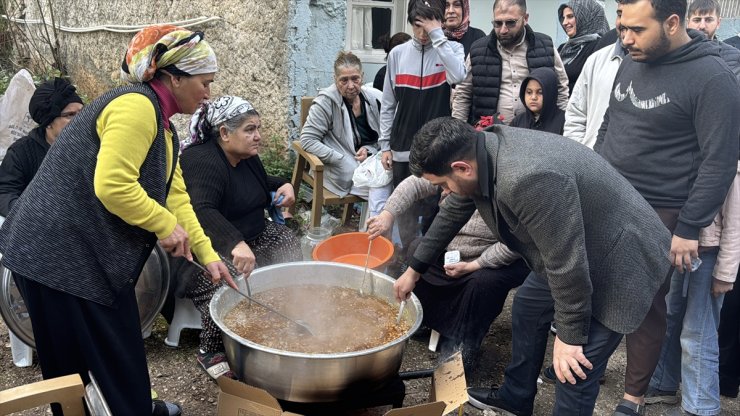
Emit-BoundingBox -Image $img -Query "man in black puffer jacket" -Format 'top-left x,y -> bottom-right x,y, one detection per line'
451,0 -> 570,127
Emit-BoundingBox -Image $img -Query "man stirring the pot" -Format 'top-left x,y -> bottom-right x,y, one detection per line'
395,117 -> 672,415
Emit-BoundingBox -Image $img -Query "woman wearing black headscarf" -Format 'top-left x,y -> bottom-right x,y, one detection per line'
557,0 -> 610,95
0,77 -> 83,216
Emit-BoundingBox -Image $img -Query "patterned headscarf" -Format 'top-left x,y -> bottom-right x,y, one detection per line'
121,24 -> 218,84
444,0 -> 471,40
182,96 -> 256,150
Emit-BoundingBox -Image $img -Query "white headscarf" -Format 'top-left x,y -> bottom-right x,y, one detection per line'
182,96 -> 255,150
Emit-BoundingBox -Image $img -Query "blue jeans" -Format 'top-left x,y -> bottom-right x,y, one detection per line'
649,248 -> 724,415
497,273 -> 623,415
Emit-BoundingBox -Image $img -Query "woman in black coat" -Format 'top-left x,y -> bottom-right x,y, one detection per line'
557,0 -> 610,95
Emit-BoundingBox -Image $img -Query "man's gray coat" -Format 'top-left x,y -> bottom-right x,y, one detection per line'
411,126 -> 672,345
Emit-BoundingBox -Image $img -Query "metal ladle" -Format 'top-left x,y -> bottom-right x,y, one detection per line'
187,259 -> 314,336
396,300 -> 406,324
359,239 -> 373,295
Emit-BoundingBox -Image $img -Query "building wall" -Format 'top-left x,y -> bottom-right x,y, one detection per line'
362,0 -> 618,83
10,0 -> 292,141
287,0 -> 347,138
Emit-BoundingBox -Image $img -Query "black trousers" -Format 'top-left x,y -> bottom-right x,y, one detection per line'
718,271 -> 740,394
14,273 -> 151,416
413,258 -> 529,349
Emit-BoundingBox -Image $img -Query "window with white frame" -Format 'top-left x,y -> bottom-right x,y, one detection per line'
346,0 -> 408,63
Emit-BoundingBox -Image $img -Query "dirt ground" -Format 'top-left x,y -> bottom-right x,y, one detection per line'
2,288 -> 738,416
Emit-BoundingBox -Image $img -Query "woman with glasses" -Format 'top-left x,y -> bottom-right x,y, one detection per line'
0,77 -> 83,216
557,0 -> 610,95
300,50 -> 392,219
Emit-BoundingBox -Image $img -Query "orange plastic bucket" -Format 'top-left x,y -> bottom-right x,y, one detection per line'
312,232 -> 394,269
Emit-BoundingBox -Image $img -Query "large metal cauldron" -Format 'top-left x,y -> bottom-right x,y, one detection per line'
210,261 -> 422,403
0,245 -> 170,348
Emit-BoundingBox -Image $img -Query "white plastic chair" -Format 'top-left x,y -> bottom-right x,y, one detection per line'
163,297 -> 202,347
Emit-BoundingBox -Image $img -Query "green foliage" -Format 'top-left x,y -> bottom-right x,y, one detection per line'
31,68 -> 64,84
0,69 -> 11,95
261,135 -> 295,180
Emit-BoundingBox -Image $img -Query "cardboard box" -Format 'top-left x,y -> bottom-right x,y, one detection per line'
216,351 -> 468,416
216,377 -> 303,416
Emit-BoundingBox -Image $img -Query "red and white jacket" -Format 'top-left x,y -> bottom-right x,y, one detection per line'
379,27 -> 466,162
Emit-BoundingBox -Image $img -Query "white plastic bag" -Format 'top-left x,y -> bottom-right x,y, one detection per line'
352,153 -> 392,188
0,69 -> 37,162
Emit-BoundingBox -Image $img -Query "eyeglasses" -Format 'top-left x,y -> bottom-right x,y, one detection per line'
492,16 -> 522,29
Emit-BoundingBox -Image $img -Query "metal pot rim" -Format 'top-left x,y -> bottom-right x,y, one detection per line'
210,261 -> 423,359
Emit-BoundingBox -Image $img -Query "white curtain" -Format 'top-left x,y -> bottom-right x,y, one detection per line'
351,7 -> 373,50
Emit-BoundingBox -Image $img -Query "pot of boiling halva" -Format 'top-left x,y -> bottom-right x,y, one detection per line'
209,261 -> 422,402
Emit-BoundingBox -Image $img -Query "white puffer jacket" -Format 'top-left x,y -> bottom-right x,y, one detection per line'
699,161 -> 740,283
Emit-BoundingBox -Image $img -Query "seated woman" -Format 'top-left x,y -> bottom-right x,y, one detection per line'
171,96 -> 302,380
510,67 -> 565,135
300,50 -> 392,219
366,175 -> 530,373
557,0 -> 610,95
0,77 -> 83,216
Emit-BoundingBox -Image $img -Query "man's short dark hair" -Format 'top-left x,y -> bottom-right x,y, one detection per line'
407,0 -> 445,24
621,0 -> 687,23
493,0 -> 528,12
688,0 -> 720,16
409,117 -> 478,177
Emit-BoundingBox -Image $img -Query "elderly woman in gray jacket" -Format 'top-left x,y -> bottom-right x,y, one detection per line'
300,51 -> 392,217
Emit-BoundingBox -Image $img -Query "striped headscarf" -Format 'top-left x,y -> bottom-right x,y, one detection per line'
182,96 -> 256,150
121,24 -> 218,84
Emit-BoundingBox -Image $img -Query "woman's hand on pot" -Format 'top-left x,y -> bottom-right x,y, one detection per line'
159,224 -> 191,260
366,210 -> 394,239
232,241 -> 256,278
355,147 -> 368,162
393,268 -> 420,302
444,260 -> 480,278
381,151 -> 393,170
274,183 -> 295,208
205,261 -> 237,289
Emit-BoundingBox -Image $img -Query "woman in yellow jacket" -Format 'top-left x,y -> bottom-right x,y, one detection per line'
0,25 -> 233,416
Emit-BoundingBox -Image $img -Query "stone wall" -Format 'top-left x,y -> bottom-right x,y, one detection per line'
9,0 -> 292,141
287,0 -> 346,139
